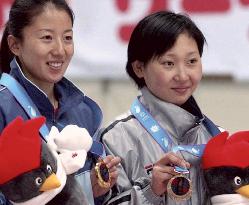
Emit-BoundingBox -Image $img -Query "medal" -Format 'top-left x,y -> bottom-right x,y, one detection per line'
95,159 -> 111,188
167,173 -> 192,201
166,144 -> 205,201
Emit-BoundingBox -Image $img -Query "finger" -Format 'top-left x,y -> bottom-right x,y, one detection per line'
102,155 -> 114,163
104,156 -> 121,168
110,170 -> 119,180
152,166 -> 175,183
156,152 -> 190,169
109,166 -> 117,173
153,163 -> 175,173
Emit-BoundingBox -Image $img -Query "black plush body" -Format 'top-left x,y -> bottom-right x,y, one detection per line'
204,166 -> 249,197
47,175 -> 88,205
202,131 -> 249,201
0,140 -> 87,205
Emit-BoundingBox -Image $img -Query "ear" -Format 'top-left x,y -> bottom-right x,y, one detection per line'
132,60 -> 145,78
7,35 -> 21,56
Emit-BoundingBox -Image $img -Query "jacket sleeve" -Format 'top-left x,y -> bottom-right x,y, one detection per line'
101,123 -> 165,205
0,193 -> 11,205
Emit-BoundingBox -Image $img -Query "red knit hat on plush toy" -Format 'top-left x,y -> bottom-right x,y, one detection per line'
202,131 -> 249,170
0,116 -> 45,185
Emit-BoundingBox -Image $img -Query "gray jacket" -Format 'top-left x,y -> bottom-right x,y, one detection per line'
101,88 -> 216,205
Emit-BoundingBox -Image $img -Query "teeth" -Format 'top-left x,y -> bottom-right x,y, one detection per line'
48,62 -> 62,67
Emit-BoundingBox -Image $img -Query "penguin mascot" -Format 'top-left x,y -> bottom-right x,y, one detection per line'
202,131 -> 249,205
0,116 -> 92,205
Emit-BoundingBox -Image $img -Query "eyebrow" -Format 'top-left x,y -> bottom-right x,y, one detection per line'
165,51 -> 199,57
37,29 -> 73,33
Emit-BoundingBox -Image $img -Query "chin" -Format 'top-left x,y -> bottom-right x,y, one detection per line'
49,75 -> 64,83
172,98 -> 188,106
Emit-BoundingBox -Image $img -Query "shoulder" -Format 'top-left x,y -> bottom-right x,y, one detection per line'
101,111 -> 133,137
100,111 -> 144,145
0,85 -> 16,102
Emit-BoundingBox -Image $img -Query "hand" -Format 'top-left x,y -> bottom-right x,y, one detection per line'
91,155 -> 121,197
151,152 -> 190,196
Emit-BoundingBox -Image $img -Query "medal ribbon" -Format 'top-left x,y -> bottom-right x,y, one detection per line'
130,97 -> 216,173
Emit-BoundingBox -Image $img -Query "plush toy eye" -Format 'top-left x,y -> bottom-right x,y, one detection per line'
47,164 -> 52,173
35,177 -> 43,186
234,176 -> 242,185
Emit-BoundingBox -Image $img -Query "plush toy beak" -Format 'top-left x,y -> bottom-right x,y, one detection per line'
236,185 -> 249,198
39,173 -> 61,192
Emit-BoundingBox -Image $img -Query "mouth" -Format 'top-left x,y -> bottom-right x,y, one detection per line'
172,87 -> 190,94
47,61 -> 63,69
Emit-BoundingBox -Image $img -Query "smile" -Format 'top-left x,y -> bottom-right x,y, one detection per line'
47,62 -> 63,69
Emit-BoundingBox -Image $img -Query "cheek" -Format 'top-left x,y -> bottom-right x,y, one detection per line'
190,64 -> 202,85
66,45 -> 74,57
150,72 -> 170,89
194,69 -> 203,84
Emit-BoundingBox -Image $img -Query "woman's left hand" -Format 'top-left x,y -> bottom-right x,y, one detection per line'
91,155 -> 121,197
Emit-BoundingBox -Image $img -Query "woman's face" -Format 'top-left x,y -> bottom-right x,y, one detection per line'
11,5 -> 74,88
134,33 -> 202,106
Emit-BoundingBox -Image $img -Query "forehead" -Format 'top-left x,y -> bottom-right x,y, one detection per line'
28,5 -> 72,30
168,34 -> 198,50
153,34 -> 198,60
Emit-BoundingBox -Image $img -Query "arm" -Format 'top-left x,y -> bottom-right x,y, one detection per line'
101,118 -> 190,205
101,126 -> 165,205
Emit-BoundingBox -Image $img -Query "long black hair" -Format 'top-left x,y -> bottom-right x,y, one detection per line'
0,0 -> 74,74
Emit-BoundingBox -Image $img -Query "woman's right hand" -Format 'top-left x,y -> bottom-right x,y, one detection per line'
91,155 -> 121,197
150,152 -> 190,196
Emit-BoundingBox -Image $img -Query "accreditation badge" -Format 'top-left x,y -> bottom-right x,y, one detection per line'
95,159 -> 111,188
167,174 -> 192,201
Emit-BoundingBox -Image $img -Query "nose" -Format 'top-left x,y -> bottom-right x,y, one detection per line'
173,65 -> 189,82
51,38 -> 65,57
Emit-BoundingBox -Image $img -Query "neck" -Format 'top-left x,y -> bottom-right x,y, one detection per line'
38,85 -> 58,109
48,91 -> 58,109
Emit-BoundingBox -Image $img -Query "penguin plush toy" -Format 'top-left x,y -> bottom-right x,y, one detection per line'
0,116 -> 92,205
202,131 -> 249,205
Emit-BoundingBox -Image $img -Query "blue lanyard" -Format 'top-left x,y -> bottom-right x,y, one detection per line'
131,98 -> 174,153
0,73 -> 50,141
0,73 -> 105,157
131,97 -> 213,173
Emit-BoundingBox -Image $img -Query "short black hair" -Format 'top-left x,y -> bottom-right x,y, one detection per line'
126,10 -> 206,88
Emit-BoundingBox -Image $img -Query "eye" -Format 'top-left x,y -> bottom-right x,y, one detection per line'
234,176 -> 242,186
187,58 -> 198,65
162,61 -> 174,68
65,35 -> 73,41
35,177 -> 43,186
41,35 -> 52,41
64,33 -> 73,44
47,164 -> 52,174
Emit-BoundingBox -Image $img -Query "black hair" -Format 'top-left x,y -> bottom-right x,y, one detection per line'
126,10 -> 206,89
0,0 -> 74,74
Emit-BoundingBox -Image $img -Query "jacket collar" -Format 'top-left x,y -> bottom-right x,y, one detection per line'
9,58 -> 84,115
139,87 -> 204,141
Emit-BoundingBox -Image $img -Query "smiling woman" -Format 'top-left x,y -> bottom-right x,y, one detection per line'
0,0 -> 120,205
7,2 -> 74,101
101,11 -> 222,205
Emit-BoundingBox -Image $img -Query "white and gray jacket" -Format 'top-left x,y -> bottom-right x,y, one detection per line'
101,88 -> 218,205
